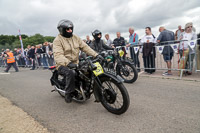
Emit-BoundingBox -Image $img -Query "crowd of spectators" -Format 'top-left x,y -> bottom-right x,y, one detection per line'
0,42 -> 54,70
1,22 -> 200,76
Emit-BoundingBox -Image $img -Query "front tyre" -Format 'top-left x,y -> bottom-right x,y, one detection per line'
100,77 -> 130,115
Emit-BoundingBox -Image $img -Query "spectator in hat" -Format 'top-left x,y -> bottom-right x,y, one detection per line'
178,22 -> 197,75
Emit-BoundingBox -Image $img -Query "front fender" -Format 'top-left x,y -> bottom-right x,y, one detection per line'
98,72 -> 124,83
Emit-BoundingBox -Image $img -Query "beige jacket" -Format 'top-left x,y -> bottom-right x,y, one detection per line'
53,34 -> 98,69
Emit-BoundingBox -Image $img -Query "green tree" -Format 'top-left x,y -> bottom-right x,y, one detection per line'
0,34 -> 55,50
0,35 -> 16,46
44,36 -> 55,42
22,34 -> 45,47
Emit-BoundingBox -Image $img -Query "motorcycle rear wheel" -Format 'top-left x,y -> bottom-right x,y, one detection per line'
116,61 -> 138,83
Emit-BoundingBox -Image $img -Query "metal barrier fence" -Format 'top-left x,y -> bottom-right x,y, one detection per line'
125,39 -> 200,79
0,39 -> 199,79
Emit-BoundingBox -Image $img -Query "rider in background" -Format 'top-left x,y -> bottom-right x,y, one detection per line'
53,19 -> 101,103
90,29 -> 113,53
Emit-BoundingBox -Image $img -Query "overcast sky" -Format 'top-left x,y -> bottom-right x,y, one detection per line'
0,0 -> 200,40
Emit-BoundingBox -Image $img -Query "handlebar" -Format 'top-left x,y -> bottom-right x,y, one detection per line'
80,54 -> 101,70
115,46 -> 126,49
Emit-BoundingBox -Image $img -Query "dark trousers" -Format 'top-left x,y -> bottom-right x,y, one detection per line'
130,47 -> 140,68
5,62 -> 19,72
58,67 -> 75,94
143,54 -> 156,74
20,57 -> 25,67
17,59 -> 21,66
37,57 -> 42,66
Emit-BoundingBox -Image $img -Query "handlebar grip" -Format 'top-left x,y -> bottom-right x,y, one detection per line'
89,60 -> 97,70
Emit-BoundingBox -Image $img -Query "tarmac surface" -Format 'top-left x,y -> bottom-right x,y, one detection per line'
0,68 -> 200,133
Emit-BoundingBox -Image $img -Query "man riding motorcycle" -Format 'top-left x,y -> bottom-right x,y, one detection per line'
53,19 -> 103,103
90,30 -> 114,53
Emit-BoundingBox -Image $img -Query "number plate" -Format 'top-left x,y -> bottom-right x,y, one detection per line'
118,50 -> 124,57
93,62 -> 104,76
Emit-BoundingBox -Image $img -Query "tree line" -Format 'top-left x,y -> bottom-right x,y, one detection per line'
0,34 -> 55,50
0,32 -> 199,51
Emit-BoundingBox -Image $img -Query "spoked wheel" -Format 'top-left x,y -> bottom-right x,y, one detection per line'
117,61 -> 138,83
100,77 -> 130,115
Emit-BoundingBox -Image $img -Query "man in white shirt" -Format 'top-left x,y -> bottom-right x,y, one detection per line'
141,27 -> 157,74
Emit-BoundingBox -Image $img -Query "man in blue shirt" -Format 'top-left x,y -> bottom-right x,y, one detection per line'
126,27 -> 140,71
157,26 -> 175,76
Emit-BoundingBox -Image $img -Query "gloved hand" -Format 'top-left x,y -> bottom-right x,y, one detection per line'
96,54 -> 104,61
67,62 -> 77,69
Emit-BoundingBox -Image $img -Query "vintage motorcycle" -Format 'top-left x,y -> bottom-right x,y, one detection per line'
100,46 -> 138,83
49,55 -> 130,115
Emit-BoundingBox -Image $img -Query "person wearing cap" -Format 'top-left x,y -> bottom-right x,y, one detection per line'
4,49 -> 19,73
178,22 -> 197,75
53,19 -> 100,103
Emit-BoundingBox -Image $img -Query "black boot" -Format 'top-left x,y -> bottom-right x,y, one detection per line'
65,93 -> 72,103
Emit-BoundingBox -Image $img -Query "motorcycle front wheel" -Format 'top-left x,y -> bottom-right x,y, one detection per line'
99,77 -> 130,115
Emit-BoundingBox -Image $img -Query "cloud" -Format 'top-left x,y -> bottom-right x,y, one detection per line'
0,0 -> 199,41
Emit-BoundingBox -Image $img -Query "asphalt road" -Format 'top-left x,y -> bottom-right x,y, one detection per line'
0,68 -> 200,133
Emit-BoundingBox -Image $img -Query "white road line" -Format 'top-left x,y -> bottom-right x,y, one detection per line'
0,73 -> 10,75
138,71 -> 144,76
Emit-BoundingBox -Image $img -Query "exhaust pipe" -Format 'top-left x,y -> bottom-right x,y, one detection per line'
54,86 -> 66,94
